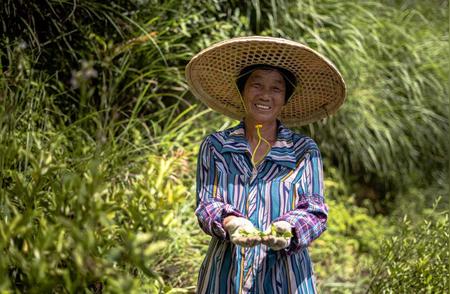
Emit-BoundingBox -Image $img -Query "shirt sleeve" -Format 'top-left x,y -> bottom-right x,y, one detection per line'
194,136 -> 244,240
274,148 -> 329,255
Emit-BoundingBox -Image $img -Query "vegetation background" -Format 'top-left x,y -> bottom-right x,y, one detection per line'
0,0 -> 448,293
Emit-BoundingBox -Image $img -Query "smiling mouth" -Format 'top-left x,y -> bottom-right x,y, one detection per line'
254,103 -> 272,111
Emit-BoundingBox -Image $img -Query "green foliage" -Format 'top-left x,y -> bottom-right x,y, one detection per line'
0,76 -> 204,292
368,199 -> 449,293
310,175 -> 394,293
0,0 -> 249,125
0,0 -> 447,293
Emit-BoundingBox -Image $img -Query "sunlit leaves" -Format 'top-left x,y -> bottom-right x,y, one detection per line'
368,202 -> 449,293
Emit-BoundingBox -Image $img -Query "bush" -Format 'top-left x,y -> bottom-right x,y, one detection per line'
0,102 -> 203,292
309,170 -> 394,293
368,198 -> 449,293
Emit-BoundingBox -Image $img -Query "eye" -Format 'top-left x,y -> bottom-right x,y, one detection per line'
272,87 -> 281,93
251,82 -> 262,88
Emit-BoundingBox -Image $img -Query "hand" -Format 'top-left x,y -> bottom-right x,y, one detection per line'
223,217 -> 261,247
261,221 -> 292,251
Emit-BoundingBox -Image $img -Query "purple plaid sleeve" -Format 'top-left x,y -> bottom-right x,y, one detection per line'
194,137 -> 244,239
275,149 -> 328,255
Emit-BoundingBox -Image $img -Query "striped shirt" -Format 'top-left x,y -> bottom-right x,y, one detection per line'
195,120 -> 328,294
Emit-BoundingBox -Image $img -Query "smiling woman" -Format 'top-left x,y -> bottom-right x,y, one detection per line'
186,36 -> 346,294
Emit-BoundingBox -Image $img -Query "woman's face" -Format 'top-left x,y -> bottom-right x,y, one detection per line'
242,69 -> 286,124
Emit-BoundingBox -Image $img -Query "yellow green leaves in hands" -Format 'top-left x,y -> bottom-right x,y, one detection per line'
239,224 -> 293,238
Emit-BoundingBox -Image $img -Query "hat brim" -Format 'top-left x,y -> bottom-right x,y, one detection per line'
185,36 -> 346,126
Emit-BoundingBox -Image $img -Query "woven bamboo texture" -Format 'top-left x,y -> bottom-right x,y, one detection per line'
186,36 -> 346,126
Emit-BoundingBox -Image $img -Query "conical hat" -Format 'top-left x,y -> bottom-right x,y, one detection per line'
185,36 -> 346,126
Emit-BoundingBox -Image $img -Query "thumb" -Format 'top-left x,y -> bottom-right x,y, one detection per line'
274,221 -> 292,232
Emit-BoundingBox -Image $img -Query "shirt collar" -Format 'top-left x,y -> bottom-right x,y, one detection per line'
221,120 -> 297,169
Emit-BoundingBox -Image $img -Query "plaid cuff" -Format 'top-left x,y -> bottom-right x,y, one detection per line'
274,194 -> 328,255
195,201 -> 244,240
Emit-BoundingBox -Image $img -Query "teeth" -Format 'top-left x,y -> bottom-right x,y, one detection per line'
255,104 -> 270,110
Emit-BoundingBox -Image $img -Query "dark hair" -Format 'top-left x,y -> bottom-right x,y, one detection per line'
236,64 -> 297,103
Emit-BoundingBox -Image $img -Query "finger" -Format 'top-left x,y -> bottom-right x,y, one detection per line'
245,239 -> 255,247
246,240 -> 257,247
236,237 -> 257,247
266,235 -> 275,241
237,236 -> 248,244
241,238 -> 253,247
263,237 -> 278,249
272,237 -> 281,244
267,236 -> 277,245
246,237 -> 260,247
270,240 -> 283,250
251,237 -> 262,246
275,238 -> 290,250
233,237 -> 246,246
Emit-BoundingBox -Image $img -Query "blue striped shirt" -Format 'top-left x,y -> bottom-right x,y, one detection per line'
195,120 -> 328,293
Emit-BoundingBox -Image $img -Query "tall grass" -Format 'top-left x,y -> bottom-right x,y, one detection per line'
237,0 -> 449,213
0,0 -> 230,291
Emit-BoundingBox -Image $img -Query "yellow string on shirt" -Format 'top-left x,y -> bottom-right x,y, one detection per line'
251,124 -> 271,167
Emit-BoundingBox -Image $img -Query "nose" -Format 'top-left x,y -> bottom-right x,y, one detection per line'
260,91 -> 270,101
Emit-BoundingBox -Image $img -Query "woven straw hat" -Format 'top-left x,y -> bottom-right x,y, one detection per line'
185,36 -> 346,126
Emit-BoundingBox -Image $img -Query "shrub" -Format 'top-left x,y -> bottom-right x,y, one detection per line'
310,173 -> 394,293
368,198 -> 449,293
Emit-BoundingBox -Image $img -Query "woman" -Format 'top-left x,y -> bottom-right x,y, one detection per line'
186,36 -> 346,294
